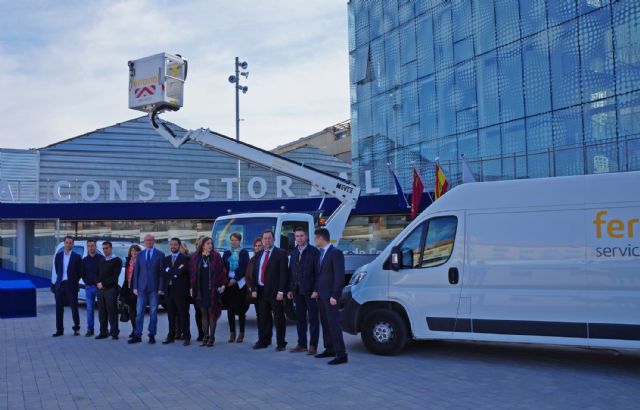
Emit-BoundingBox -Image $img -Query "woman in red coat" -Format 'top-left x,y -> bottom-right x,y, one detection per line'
190,237 -> 227,347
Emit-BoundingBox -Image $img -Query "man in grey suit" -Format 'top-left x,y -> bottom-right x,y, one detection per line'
128,234 -> 165,344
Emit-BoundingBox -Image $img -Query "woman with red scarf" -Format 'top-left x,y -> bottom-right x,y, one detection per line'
121,244 -> 141,338
190,237 -> 227,347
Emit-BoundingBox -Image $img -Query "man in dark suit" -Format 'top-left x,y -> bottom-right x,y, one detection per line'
160,237 -> 191,346
250,229 -> 288,351
95,241 -> 123,340
287,226 -> 321,355
52,235 -> 82,337
129,234 -> 165,344
313,228 -> 348,365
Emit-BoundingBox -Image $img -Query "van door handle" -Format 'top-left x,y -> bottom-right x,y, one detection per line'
448,267 -> 459,285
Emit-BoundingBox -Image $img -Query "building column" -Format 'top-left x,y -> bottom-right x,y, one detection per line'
16,219 -> 27,273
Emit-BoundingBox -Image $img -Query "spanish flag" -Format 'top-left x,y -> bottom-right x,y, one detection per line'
435,163 -> 448,200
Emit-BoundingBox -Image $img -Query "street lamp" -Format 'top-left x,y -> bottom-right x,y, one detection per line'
228,57 -> 249,142
228,57 -> 249,201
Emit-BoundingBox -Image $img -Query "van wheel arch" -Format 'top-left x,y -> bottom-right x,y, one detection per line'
359,301 -> 412,336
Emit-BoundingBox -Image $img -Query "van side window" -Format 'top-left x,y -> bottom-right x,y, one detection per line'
421,216 -> 457,268
398,224 -> 426,269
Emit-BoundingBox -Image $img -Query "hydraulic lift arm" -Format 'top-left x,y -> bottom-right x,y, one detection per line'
148,110 -> 361,243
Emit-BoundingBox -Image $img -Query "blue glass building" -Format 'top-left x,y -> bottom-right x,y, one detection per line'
348,0 -> 640,193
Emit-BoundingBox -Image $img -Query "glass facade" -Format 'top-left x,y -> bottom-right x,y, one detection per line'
0,221 -> 17,271
349,0 -> 640,192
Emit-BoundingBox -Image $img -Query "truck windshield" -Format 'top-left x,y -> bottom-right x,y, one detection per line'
212,217 -> 277,252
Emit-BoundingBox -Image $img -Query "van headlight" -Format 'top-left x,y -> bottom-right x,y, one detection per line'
350,270 -> 367,286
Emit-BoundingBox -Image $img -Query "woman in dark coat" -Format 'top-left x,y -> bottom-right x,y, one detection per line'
222,232 -> 250,343
190,237 -> 227,347
121,244 -> 141,338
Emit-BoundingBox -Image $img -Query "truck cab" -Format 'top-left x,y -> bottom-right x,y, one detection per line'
211,212 -> 314,255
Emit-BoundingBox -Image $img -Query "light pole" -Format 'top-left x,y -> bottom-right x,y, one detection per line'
228,57 -> 249,200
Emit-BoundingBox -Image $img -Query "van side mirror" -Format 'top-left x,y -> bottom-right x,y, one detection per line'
286,232 -> 295,251
390,246 -> 402,271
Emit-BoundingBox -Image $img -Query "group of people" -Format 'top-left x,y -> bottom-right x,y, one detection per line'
52,227 -> 348,365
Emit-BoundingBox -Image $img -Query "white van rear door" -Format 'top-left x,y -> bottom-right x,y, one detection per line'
388,212 -> 464,338
586,205 -> 640,348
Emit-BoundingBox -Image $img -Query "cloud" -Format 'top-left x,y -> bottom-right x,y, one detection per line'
0,0 -> 349,150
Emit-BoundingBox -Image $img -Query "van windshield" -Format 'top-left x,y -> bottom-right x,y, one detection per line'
212,217 -> 277,252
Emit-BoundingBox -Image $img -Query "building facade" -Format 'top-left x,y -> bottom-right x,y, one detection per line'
0,117 -> 412,279
348,0 -> 640,193
272,119 -> 352,163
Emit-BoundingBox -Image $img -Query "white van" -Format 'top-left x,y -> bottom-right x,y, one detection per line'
342,171 -> 640,355
50,240 -> 132,301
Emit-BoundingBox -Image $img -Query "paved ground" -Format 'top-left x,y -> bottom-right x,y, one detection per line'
1,290 -> 639,410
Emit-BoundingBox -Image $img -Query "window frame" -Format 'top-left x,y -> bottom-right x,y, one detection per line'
390,215 -> 459,270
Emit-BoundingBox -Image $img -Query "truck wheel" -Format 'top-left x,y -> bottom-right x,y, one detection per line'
361,309 -> 408,356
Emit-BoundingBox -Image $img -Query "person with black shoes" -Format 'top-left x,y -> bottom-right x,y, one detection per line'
121,244 -> 141,339
52,236 -> 82,337
80,239 -> 104,337
313,228 -> 348,365
250,230 -> 288,351
161,238 -> 191,346
95,241 -> 123,341
287,227 -> 321,356
222,232 -> 250,343
191,237 -> 226,347
188,237 -> 205,343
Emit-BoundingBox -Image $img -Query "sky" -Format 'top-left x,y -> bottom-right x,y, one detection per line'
0,0 -> 350,150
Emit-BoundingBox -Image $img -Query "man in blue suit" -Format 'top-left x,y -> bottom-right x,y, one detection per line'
128,234 -> 165,344
52,236 -> 82,337
312,228 -> 348,365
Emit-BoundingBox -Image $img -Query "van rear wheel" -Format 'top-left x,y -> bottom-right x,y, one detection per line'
361,309 -> 407,356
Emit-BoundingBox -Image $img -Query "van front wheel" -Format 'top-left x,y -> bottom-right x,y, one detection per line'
361,309 -> 407,356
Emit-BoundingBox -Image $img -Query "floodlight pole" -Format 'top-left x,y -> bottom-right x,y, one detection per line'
235,57 -> 240,143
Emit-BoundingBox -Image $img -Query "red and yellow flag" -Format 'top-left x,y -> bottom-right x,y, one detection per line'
435,163 -> 448,200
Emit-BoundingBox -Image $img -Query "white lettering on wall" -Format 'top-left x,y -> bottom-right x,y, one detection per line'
276,176 -> 294,198
168,179 -> 180,201
48,169 -> 377,202
364,170 -> 381,194
248,177 -> 267,199
194,178 -> 210,200
221,178 -> 235,200
108,180 -> 127,201
138,179 -> 155,201
80,180 -> 100,201
53,180 -> 71,201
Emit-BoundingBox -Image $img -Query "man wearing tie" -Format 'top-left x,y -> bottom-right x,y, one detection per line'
313,228 -> 348,365
129,234 -> 165,344
160,238 -> 191,346
52,236 -> 82,337
251,229 -> 288,351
